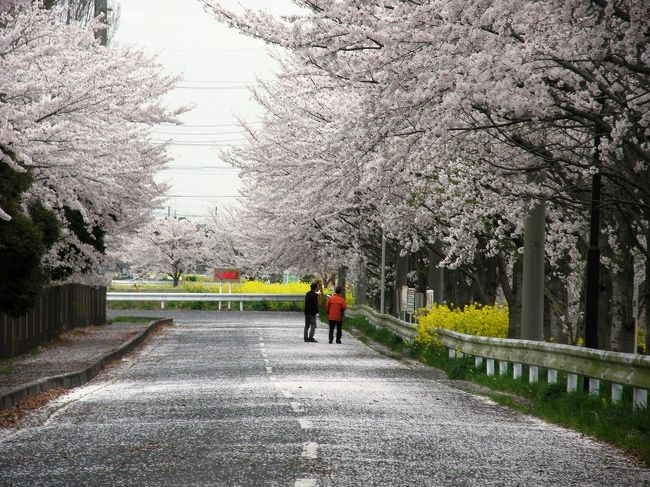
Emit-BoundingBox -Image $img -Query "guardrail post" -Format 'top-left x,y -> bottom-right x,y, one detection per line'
240,301 -> 243,311
633,388 -> 647,410
474,356 -> 483,368
513,363 -> 522,380
499,361 -> 508,375
529,366 -> 539,383
611,383 -> 623,404
486,359 -> 495,376
448,348 -> 456,358
567,373 -> 578,392
160,300 -> 165,310
588,378 -> 600,396
547,369 -> 558,384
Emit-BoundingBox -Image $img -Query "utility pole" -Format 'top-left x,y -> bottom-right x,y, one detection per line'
380,229 -> 386,314
94,0 -> 108,46
584,132 -> 603,350
520,172 -> 546,341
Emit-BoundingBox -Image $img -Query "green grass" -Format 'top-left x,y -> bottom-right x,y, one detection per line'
342,315 -> 406,353
110,316 -> 156,324
0,360 -> 12,375
108,300 -> 303,312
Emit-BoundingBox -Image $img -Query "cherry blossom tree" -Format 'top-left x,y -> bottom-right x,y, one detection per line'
1,2 -> 183,285
122,218 -> 212,287
204,0 -> 649,351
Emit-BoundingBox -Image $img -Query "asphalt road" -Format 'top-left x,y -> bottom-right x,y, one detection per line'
1,311 -> 648,486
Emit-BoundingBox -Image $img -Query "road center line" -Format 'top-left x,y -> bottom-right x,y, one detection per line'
290,402 -> 304,413
298,419 -> 313,429
265,366 -> 272,373
301,442 -> 318,459
294,479 -> 317,487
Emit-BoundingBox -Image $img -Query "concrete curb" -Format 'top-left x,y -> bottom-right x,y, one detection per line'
0,318 -> 173,410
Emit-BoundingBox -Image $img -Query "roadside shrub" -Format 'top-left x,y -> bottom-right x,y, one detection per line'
416,303 -> 508,350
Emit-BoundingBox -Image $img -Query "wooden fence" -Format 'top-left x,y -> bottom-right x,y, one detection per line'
1,285 -> 106,359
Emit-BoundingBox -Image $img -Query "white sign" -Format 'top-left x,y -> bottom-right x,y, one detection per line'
406,288 -> 416,314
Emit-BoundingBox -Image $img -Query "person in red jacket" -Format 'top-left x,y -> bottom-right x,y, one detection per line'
326,286 -> 347,344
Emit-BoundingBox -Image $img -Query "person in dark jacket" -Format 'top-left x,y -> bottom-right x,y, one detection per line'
304,282 -> 319,342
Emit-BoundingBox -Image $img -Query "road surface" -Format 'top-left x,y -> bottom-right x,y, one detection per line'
1,311 -> 648,486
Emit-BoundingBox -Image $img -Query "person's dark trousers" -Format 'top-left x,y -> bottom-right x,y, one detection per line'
328,320 -> 342,343
304,314 -> 317,341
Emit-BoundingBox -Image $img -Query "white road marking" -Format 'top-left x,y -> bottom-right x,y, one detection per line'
301,442 -> 318,459
290,402 -> 304,413
264,359 -> 270,365
259,342 -> 265,347
294,479 -> 317,487
269,376 -> 276,381
298,419 -> 313,429
259,348 -> 266,353
265,366 -> 272,373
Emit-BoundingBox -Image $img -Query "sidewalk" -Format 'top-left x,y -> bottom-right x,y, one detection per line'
0,318 -> 171,411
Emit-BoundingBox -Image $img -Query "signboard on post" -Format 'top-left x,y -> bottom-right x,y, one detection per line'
406,288 -> 415,314
213,268 -> 240,282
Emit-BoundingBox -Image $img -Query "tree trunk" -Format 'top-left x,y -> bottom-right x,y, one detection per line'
427,246 -> 444,304
544,262 -> 569,344
392,250 -> 409,316
610,225 -> 636,352
337,266 -> 347,298
444,268 -> 473,308
355,262 -> 367,306
521,194 -> 545,341
596,231 -> 613,350
646,225 -> 650,354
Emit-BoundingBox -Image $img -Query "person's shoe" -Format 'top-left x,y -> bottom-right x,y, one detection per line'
336,340 -> 342,344
304,338 -> 309,342
329,340 -> 333,344
308,338 -> 318,342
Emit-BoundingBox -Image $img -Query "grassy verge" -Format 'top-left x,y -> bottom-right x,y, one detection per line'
346,316 -> 650,467
108,300 -> 303,311
109,316 -> 156,324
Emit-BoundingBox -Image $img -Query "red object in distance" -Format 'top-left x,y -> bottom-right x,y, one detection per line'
213,268 -> 240,281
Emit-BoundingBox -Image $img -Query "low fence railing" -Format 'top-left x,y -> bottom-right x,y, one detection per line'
1,285 -> 106,359
106,292 -> 304,310
347,304 -> 649,410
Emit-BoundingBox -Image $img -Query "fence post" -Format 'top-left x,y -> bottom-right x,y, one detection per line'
499,361 -> 508,375
567,373 -> 578,392
547,369 -> 558,384
611,383 -> 623,403
513,363 -> 522,380
633,388 -> 647,410
588,378 -> 600,396
529,366 -> 539,384
475,356 -> 483,368
486,359 -> 495,376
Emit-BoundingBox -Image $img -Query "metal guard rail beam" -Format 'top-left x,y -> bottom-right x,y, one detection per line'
347,304 -> 650,390
107,293 -> 304,302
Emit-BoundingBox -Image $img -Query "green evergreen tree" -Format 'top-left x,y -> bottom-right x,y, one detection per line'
0,163 -> 60,316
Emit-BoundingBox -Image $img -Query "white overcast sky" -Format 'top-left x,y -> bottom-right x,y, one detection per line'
113,0 -> 299,219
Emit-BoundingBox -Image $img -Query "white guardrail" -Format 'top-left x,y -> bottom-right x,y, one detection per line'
347,304 -> 650,410
106,292 -> 304,311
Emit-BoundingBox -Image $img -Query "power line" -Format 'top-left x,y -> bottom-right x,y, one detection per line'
175,85 -> 254,90
151,130 -> 246,136
144,46 -> 265,53
166,194 -> 244,198
156,122 -> 262,128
